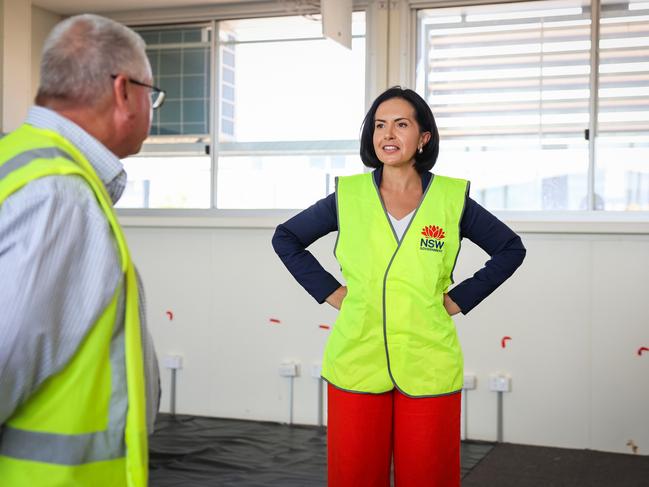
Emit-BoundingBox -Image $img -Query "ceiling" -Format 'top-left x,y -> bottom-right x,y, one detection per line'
32,0 -> 258,15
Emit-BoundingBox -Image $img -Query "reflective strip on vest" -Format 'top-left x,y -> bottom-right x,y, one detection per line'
0,427 -> 125,465
0,145 -> 130,467
0,147 -> 74,179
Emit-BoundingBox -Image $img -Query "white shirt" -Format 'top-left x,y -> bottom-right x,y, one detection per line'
388,209 -> 416,241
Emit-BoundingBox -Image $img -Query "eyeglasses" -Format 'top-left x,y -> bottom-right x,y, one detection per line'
110,74 -> 166,109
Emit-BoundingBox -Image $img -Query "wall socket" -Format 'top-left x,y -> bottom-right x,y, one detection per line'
163,354 -> 183,370
463,373 -> 477,390
279,362 -> 299,377
310,363 -> 322,378
489,374 -> 512,392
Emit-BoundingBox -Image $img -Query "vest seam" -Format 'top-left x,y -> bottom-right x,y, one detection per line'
394,387 -> 463,399
322,377 -> 394,395
333,176 -> 341,260
371,174 -> 400,243
449,180 -> 470,285
378,174 -> 435,394
323,377 -> 461,399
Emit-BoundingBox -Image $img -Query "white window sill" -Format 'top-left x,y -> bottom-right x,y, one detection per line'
117,210 -> 649,234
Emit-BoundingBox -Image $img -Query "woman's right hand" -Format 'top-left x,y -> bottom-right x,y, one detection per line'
325,286 -> 348,310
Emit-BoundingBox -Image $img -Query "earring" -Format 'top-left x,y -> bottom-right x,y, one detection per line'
418,145 -> 423,154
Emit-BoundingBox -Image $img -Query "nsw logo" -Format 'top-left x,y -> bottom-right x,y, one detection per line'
420,225 -> 445,252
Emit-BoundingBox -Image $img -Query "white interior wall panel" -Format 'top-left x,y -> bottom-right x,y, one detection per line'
124,226 -> 648,455
590,237 -> 649,454
126,227 -> 341,424
456,236 -> 592,449
126,228 -> 216,417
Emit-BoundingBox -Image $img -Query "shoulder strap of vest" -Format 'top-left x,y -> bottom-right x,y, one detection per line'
0,124 -> 130,272
430,173 -> 470,196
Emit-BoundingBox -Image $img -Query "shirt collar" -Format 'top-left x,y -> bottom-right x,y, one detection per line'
25,106 -> 126,203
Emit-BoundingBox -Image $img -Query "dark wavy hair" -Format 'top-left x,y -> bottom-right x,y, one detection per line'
360,86 -> 440,173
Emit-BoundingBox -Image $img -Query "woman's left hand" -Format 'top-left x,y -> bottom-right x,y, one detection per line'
443,293 -> 461,316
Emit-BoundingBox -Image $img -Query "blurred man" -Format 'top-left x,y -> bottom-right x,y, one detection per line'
0,14 -> 163,486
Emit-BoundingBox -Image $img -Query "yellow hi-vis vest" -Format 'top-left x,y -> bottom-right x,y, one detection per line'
322,172 -> 469,397
0,124 -> 148,486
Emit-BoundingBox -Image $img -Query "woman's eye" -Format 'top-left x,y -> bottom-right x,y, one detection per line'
398,122 -> 408,128
375,123 -> 384,129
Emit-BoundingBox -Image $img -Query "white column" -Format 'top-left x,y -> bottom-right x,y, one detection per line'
1,0 -> 32,133
31,6 -> 62,100
365,0 -> 390,108
387,0 -> 416,89
0,0 -> 4,132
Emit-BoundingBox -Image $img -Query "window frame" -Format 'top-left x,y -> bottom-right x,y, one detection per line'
410,0 -> 649,216
118,5 -> 372,218
113,0 -> 649,228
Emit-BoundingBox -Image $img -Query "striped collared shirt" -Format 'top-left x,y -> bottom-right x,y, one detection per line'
0,106 -> 159,432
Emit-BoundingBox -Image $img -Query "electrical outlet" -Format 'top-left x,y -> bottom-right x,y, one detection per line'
463,373 -> 477,390
163,354 -> 183,370
279,362 -> 299,377
311,363 -> 322,378
489,374 -> 511,392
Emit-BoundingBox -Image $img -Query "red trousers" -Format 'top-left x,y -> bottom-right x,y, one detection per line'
327,384 -> 461,487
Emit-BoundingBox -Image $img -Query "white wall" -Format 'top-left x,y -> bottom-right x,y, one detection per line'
0,0 -> 31,132
123,222 -> 649,456
0,2 -> 59,133
31,6 -> 62,99
0,0 -> 4,128
9,0 -> 647,458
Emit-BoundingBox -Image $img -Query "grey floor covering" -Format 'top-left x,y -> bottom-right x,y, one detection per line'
149,414 -> 647,486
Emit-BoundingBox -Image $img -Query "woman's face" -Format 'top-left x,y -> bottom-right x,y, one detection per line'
372,97 -> 429,169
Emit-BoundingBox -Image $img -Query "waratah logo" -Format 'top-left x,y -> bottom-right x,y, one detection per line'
420,225 -> 445,252
421,225 -> 445,240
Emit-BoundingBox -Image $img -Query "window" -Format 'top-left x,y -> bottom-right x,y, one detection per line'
417,0 -> 592,211
215,14 -> 366,209
118,25 -> 212,209
595,0 -> 649,210
118,14 -> 366,210
417,0 -> 649,212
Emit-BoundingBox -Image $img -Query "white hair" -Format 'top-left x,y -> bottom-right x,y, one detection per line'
37,14 -> 150,106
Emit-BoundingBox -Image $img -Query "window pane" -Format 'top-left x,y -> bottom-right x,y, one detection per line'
215,14 -> 366,209
117,156 -> 211,209
136,26 -> 211,136
417,1 -> 590,210
217,14 -> 366,142
217,154 -> 360,209
595,0 -> 649,210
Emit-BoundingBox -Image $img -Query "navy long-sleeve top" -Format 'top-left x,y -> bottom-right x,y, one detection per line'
272,169 -> 526,314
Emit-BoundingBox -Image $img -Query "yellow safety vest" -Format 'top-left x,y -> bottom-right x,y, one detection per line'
0,124 -> 148,486
322,172 -> 468,397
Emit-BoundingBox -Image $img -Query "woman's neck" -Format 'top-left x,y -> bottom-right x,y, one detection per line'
381,164 -> 420,193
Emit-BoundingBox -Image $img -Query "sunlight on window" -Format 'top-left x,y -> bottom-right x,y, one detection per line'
418,0 -> 591,210
216,13 -> 366,208
596,0 -> 649,210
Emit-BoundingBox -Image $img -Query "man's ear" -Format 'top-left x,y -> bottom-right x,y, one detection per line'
112,74 -> 132,115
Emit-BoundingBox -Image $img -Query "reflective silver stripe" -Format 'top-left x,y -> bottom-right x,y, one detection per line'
0,289 -> 129,465
0,287 -> 129,465
0,147 -> 75,179
109,284 -> 129,433
0,426 -> 125,465
0,146 -> 132,466
0,145 -> 132,466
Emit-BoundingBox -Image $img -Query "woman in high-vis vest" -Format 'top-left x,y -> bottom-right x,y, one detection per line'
273,87 -> 526,486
